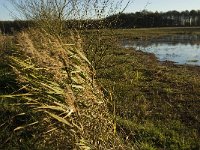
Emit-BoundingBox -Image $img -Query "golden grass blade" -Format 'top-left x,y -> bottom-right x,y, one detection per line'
75,50 -> 91,65
0,93 -> 32,98
10,57 -> 35,70
36,106 -> 67,112
72,85 -> 84,89
53,101 -> 69,110
45,127 -> 58,134
45,111 -> 73,127
14,121 -> 39,131
71,77 -> 81,84
40,82 -> 64,95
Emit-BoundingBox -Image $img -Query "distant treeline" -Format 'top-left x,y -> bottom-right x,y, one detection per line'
0,20 -> 33,34
108,10 -> 200,28
1,10 -> 200,34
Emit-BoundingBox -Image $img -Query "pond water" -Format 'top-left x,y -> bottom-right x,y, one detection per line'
122,35 -> 200,66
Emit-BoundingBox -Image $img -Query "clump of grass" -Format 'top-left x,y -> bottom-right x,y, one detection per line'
0,30 -> 124,149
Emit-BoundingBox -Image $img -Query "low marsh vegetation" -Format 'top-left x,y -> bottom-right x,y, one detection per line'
99,49 -> 200,149
1,25 -> 200,149
83,28 -> 200,149
83,27 -> 200,41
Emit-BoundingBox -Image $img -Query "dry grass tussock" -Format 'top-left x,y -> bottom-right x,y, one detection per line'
0,30 -> 125,149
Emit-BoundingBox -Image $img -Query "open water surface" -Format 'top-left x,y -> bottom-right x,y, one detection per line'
123,35 -> 200,66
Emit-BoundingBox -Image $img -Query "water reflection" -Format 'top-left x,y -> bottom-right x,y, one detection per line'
123,35 -> 200,66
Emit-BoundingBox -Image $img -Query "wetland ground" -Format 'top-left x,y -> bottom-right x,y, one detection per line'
91,27 -> 200,149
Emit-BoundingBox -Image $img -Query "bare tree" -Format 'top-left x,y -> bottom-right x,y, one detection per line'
9,0 -> 74,35
9,0 -> 131,35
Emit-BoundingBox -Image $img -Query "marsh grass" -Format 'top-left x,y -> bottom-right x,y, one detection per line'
0,30 -> 124,149
88,29 -> 200,149
84,27 -> 200,41
1,25 -> 200,149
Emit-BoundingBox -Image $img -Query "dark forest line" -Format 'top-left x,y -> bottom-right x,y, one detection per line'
1,10 -> 200,34
109,10 -> 200,28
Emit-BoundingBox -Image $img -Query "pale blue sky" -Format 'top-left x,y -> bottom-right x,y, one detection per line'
127,0 -> 200,12
0,0 -> 200,20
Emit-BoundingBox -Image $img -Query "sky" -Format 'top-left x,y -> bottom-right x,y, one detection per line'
126,0 -> 200,13
0,0 -> 200,20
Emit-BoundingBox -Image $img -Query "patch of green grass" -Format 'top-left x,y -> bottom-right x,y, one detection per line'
84,28 -> 200,149
117,117 -> 200,150
83,27 -> 200,41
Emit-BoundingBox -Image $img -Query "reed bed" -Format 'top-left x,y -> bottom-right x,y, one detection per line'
0,30 -> 125,149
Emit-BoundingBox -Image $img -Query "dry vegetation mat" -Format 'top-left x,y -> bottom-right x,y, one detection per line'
0,30 -> 124,149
